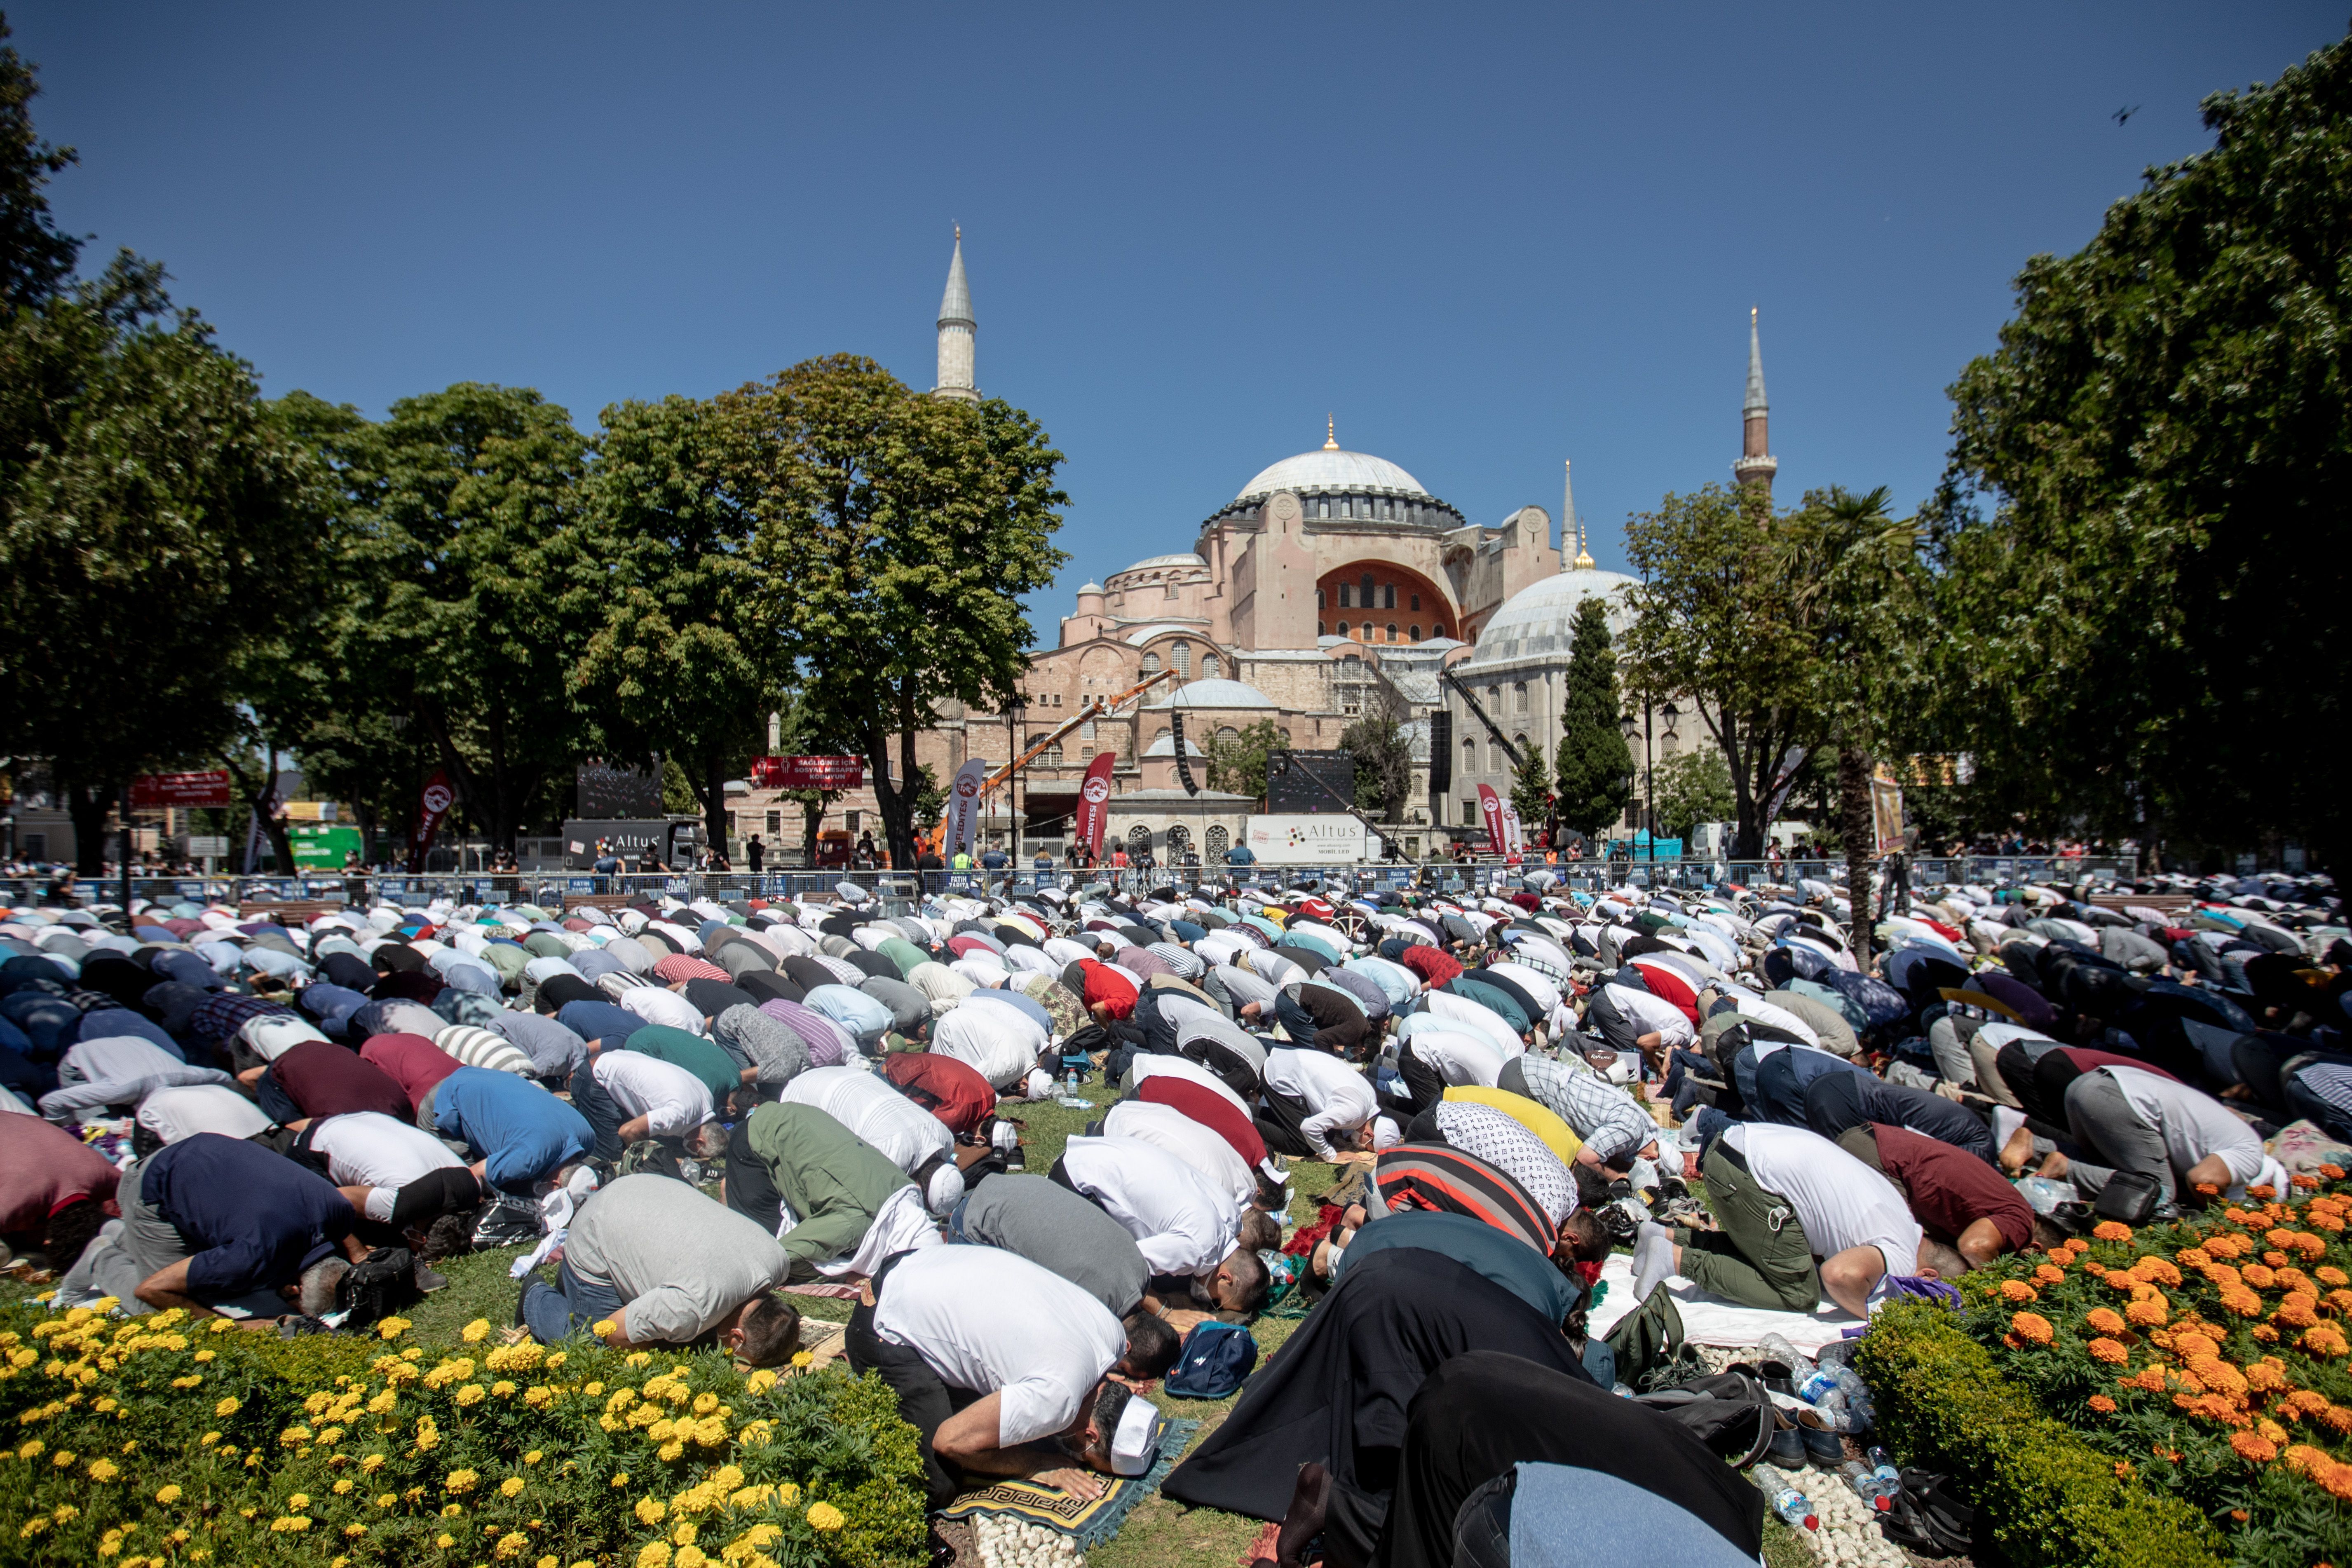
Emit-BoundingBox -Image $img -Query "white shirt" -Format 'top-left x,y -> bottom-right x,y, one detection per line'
1729,995 -> 1821,1050
1102,1099 -> 1254,1207
2104,1066 -> 2264,1187
908,961 -> 977,1011
617,987 -> 706,1035
782,1066 -> 952,1174
813,1181 -> 942,1279
307,1111 -> 465,1188
1424,991 -> 1525,1058
931,998 -> 1047,1088
1128,1052 -> 1253,1119
1724,1122 -> 1921,1277
1599,982 -> 1696,1049
872,1245 -> 1125,1446
1402,1028 -> 1505,1089
1060,1135 -> 1240,1277
135,1083 -> 270,1144
592,1050 -> 713,1138
1263,1048 -> 1377,1158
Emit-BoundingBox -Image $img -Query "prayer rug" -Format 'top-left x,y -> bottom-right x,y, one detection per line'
937,1417 -> 1199,1548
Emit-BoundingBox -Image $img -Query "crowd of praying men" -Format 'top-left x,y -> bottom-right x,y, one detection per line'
0,860 -> 2343,1568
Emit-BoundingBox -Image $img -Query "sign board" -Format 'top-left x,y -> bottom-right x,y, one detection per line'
577,759 -> 663,819
751,756 -> 865,791
290,823 -> 363,870
561,818 -> 699,870
183,835 -> 229,858
1245,813 -> 1369,863
129,770 -> 232,808
1265,751 -> 1358,813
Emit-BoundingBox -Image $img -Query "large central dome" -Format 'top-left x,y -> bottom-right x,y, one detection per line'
1233,448 -> 1431,502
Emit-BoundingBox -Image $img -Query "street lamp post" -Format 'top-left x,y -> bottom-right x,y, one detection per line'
1007,696 -> 1026,862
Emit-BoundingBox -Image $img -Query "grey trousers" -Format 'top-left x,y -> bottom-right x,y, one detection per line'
2063,1071 -> 2176,1207
54,1156 -> 284,1317
1930,1014 -> 1981,1089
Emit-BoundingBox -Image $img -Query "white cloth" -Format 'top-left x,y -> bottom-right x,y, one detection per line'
814,1180 -> 942,1279
242,1014 -> 328,1062
1060,1134 -> 1240,1277
134,1083 -> 270,1144
617,987 -> 706,1035
1587,1250 -> 1862,1354
307,1110 -> 466,1189
870,1245 -> 1124,1446
1599,982 -> 1696,1050
1423,991 -> 1524,1058
781,1066 -> 952,1175
592,1050 -> 713,1139
1264,1047 -> 1377,1158
1724,1122 -> 1921,1277
1101,1099 -> 1255,1207
1402,1027 -> 1505,1089
2103,1066 -> 2265,1188
931,998 -> 1047,1089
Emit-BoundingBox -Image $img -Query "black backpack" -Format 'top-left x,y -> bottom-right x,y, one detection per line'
336,1246 -> 422,1329
1632,1370 -> 1776,1468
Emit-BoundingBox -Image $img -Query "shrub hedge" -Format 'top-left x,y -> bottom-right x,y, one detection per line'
1857,1301 -> 2230,1568
0,1301 -> 926,1568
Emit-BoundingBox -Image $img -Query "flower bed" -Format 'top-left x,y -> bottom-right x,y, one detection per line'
1861,1173 -> 2352,1568
0,1302 -> 926,1568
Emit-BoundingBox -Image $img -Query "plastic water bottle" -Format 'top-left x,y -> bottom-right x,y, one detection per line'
1865,1446 -> 1903,1499
1795,1368 -> 1841,1404
1758,1332 -> 1815,1381
1837,1461 -> 1895,1511
1065,1067 -> 1080,1095
1752,1465 -> 1817,1532
1831,1365 -> 1876,1433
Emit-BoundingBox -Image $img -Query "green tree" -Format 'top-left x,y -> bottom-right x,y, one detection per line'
576,394 -> 783,855
1507,746 -> 1551,838
0,19 -> 78,307
1339,688 -> 1413,820
1553,595 -> 1634,838
1620,483 -> 1810,859
1206,719 -> 1285,800
1651,750 -> 1735,841
320,383 -> 598,854
1939,31 -> 2352,874
727,356 -> 1066,868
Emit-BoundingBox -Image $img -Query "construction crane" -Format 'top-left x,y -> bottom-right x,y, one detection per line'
926,666 -> 1179,853
1440,669 -> 1527,771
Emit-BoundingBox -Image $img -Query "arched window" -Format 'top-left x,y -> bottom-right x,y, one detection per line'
1410,593 -> 1421,611
1409,624 -> 1421,642
1318,499 -> 1330,518
1201,653 -> 1220,680
1337,621 -> 1349,638
1204,824 -> 1230,857
1435,622 -> 1448,638
1217,725 -> 1239,741
1386,622 -> 1398,642
1487,686 -> 1500,710
1126,824 -> 1153,853
1514,682 -> 1529,712
1337,584 -> 1351,608
1489,739 -> 1505,771
1316,588 -> 1325,608
1041,743 -> 1064,767
1461,736 -> 1478,773
1172,641 -> 1190,677
1383,584 -> 1397,609
1166,824 -> 1191,855
1141,652 -> 1160,675
1360,572 -> 1375,602
1513,732 -> 1529,758
1317,622 -> 1327,636
1661,734 -> 1680,758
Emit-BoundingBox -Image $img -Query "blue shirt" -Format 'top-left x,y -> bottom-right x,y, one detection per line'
556,999 -> 644,1047
143,1133 -> 353,1301
433,1066 -> 594,1171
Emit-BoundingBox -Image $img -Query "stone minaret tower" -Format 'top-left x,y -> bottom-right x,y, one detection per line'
933,227 -> 978,404
1732,306 -> 1777,495
1565,459 -> 1594,570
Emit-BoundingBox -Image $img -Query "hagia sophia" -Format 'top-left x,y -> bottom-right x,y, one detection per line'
741,234 -> 1779,862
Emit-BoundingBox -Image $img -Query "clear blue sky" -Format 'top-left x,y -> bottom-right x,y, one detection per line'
11,2 -> 2343,610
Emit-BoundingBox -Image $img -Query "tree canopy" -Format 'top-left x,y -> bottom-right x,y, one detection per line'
1553,595 -> 1634,839
1206,719 -> 1286,801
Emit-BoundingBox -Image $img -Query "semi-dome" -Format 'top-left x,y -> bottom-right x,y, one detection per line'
1467,568 -> 1638,664
1234,449 -> 1430,502
1145,678 -> 1277,709
1118,551 -> 1206,573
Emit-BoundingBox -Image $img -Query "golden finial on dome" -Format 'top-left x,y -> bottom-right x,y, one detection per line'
1323,415 -> 1338,451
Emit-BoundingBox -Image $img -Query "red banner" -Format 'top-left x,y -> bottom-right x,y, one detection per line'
129,770 -> 232,809
1477,784 -> 1506,852
1074,752 -> 1117,855
409,769 -> 455,872
751,756 -> 865,790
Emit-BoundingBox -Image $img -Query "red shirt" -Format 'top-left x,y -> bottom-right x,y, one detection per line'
272,1040 -> 415,1122
1078,959 -> 1139,1021
2056,1048 -> 2176,1083
1871,1123 -> 2035,1253
359,1033 -> 462,1112
884,1051 -> 998,1138
1399,946 -> 1464,989
1138,1076 -> 1270,1173
0,1114 -> 119,1231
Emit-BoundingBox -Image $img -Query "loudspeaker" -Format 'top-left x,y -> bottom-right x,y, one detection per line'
1171,711 -> 1199,796
1428,711 -> 1453,794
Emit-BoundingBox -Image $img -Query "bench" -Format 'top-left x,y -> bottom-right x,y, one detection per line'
236,899 -> 348,923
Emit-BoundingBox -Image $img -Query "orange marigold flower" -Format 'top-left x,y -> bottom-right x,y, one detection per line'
2195,1183 -> 2223,1196
2093,1221 -> 2134,1242
2000,1280 -> 2039,1303
2276,1266 -> 2315,1293
2115,1460 -> 2135,1479
2033,1263 -> 2066,1286
2176,1247 -> 2213,1268
2125,1298 -> 2169,1328
2295,1232 -> 2328,1259
2253,1324 -> 2282,1342
2011,1312 -> 2055,1345
2250,1185 -> 2278,1201
2154,1444 -> 2182,1462
2245,1361 -> 2289,1392
2232,1431 -> 2281,1463
2321,1404 -> 2352,1434
2087,1338 -> 2129,1365
2285,1390 -> 2331,1416
2089,1395 -> 2118,1413
2126,1367 -> 2170,1392
2082,1260 -> 2110,1277
2320,1163 -> 2345,1180
2285,1444 -> 2333,1479
2294,1175 -> 2321,1191
2269,1228 -> 2300,1248
2258,1418 -> 2289,1445
2265,1250 -> 2292,1268
2323,1464 -> 2352,1502
2244,1264 -> 2278,1289
2173,1368 -> 2208,1395
2172,1331 -> 2221,1359
2222,1288 -> 2265,1317
2131,1256 -> 2183,1287
2277,1296 -> 2322,1330
2328,1289 -> 2352,1315
2319,1266 -> 2350,1287
2084,1307 -> 2128,1336
2303,1324 -> 2350,1357
2202,1262 -> 2244,1288
2312,1211 -> 2346,1233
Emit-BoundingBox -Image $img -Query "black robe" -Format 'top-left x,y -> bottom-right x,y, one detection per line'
1159,1248 -> 1589,1524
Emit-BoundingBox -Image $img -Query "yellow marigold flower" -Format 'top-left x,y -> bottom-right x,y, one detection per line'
672,1523 -> 699,1547
492,1380 -> 516,1398
198,1433 -> 217,1446
694,1417 -> 728,1447
501,1478 -> 525,1498
637,1498 -> 668,1526
791,1352 -> 813,1369
345,1524 -> 368,1539
745,1369 -> 777,1394
289,1493 -> 311,1510
446,1470 -> 479,1494
361,1453 -> 387,1472
87,1457 -> 119,1481
676,1550 -> 708,1568
637,1545 -> 671,1568
658,1440 -> 685,1462
525,1450 -> 544,1466
523,1386 -> 553,1410
584,1381 -> 605,1397
461,1320 -> 491,1343
214,1396 -> 241,1418
375,1493 -> 399,1509
155,1485 -> 181,1505
454,1384 -> 486,1408
2092,1221 -> 2134,1242
591,1320 -> 618,1338
441,1503 -> 464,1518
334,1479 -> 354,1495
806,1502 -> 845,1533
626,1352 -> 652,1368
436,1534 -> 456,1550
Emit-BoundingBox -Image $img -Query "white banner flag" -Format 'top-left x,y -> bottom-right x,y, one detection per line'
947,757 -> 989,855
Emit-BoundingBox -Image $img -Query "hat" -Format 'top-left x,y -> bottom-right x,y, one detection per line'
924,1163 -> 967,1216
1022,1068 -> 1055,1101
1109,1393 -> 1167,1477
1371,1115 -> 1402,1152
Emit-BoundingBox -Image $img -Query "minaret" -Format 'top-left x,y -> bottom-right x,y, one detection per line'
933,227 -> 978,404
1565,459 -> 1594,570
1732,306 -> 1777,494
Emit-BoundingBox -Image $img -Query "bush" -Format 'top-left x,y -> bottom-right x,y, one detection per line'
1857,1301 -> 2229,1568
0,1302 -> 926,1568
